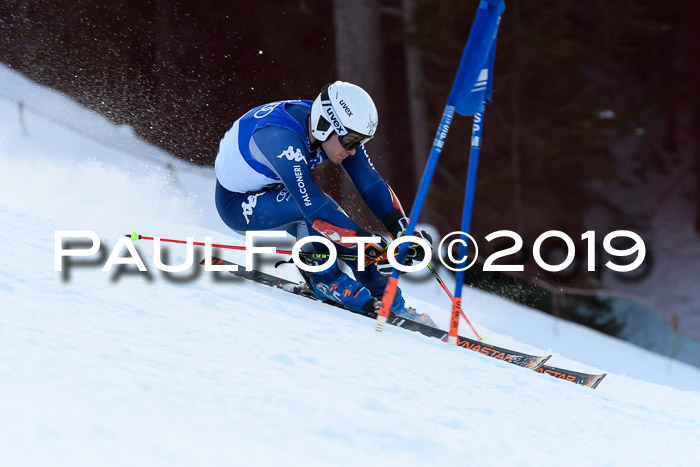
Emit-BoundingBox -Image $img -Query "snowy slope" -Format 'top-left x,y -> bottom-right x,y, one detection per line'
1,64 -> 699,466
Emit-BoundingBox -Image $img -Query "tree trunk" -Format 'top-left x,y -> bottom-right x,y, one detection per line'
402,0 -> 430,189
332,0 -> 386,230
681,0 -> 700,234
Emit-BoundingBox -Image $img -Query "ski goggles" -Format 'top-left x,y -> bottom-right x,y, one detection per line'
338,130 -> 372,151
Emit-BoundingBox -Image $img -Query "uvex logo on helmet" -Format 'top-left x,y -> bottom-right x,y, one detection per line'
324,104 -> 343,131
339,100 -> 353,117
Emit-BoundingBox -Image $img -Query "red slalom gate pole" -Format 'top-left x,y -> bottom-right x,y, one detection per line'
427,263 -> 484,342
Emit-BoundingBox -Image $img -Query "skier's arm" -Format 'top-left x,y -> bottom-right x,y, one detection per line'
341,145 -> 409,238
251,126 -> 364,235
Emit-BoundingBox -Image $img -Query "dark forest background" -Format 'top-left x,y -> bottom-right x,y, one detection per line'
1,0 -> 699,331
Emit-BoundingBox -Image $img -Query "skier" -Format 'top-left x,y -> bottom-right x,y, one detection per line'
214,81 -> 433,321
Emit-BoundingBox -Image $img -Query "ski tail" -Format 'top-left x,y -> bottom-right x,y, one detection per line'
536,366 -> 606,388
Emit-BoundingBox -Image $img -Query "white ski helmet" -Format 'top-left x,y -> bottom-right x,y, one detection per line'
310,81 -> 378,150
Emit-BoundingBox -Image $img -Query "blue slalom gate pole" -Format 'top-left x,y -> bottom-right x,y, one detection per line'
375,0 -> 505,333
375,105 -> 456,332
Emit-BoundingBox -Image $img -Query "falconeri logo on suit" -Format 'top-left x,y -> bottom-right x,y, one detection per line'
293,165 -> 312,207
277,146 -> 307,164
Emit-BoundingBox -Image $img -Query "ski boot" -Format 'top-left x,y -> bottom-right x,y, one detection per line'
395,306 -> 438,328
300,263 -> 374,313
378,286 -> 438,328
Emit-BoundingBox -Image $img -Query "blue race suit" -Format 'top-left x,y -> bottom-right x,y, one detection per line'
214,100 -> 404,295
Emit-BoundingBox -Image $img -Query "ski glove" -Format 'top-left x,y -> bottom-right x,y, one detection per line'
363,237 -> 393,275
400,229 -> 433,263
382,209 -> 434,264
366,230 -> 434,276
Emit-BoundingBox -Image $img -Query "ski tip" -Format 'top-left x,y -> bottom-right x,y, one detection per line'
590,373 -> 607,389
130,231 -> 141,242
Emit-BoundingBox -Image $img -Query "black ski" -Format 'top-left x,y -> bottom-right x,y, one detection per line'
202,256 -> 605,388
536,365 -> 606,389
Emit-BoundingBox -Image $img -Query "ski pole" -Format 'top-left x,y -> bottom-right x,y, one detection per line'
126,232 -> 359,262
427,263 -> 484,342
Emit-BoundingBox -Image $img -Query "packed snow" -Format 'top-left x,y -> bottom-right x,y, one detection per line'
1,64 -> 699,466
